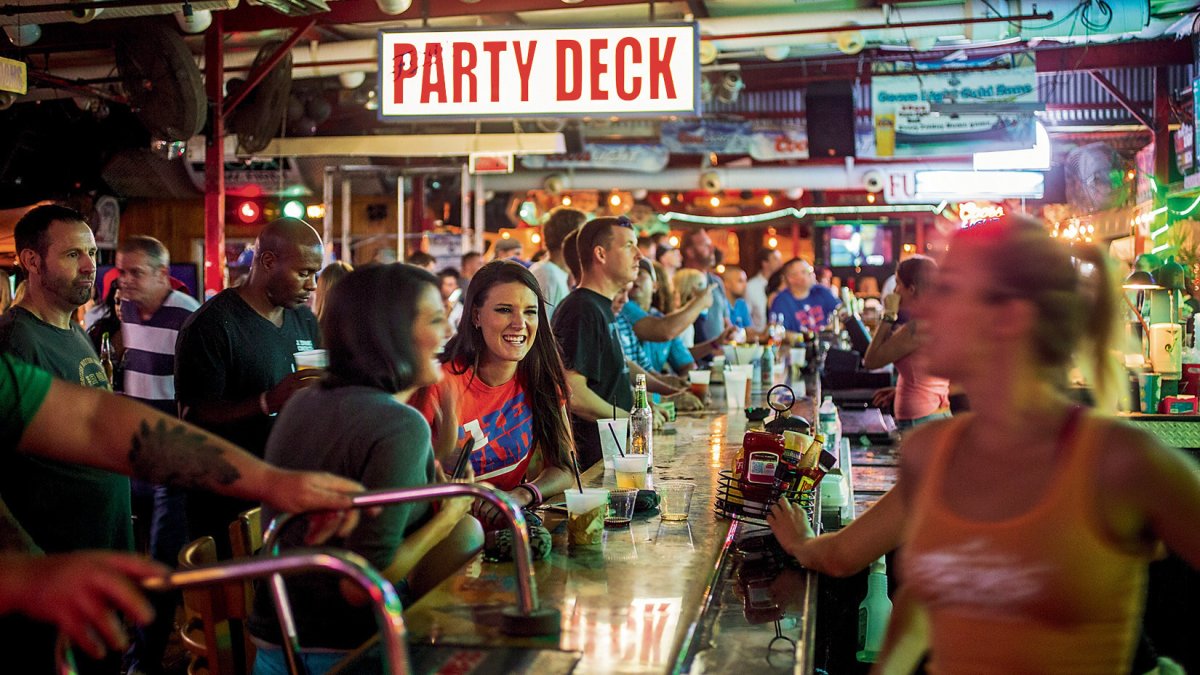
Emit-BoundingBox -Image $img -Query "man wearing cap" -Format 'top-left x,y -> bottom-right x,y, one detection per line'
492,238 -> 527,266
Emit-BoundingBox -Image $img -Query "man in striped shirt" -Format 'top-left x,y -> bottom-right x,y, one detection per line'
115,235 -> 199,675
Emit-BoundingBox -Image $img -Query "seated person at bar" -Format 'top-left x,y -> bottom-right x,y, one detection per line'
552,216 -> 640,470
769,258 -> 841,334
412,261 -> 575,526
631,261 -> 695,377
0,352 -> 364,672
611,280 -> 703,410
768,215 -> 1200,674
861,255 -> 951,429
249,264 -> 481,674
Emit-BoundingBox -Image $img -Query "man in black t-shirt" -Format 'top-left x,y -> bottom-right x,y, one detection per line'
552,217 -> 642,469
175,217 -> 324,556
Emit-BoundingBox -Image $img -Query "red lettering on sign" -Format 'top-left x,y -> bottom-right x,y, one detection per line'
482,41 -> 507,103
392,43 -> 418,105
649,37 -> 676,99
589,38 -> 609,101
614,37 -> 642,101
557,40 -> 582,101
513,41 -> 536,102
420,43 -> 447,104
452,42 -> 477,103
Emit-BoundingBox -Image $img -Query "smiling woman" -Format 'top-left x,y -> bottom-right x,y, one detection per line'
411,260 -> 576,519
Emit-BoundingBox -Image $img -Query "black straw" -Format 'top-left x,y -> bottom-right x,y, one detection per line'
570,449 -> 584,493
607,423 -> 626,458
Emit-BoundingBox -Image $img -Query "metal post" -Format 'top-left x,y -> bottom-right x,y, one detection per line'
397,175 -> 406,262
202,12 -> 226,297
341,177 -> 352,265
473,175 -> 485,254
322,167 -> 334,265
460,163 -> 471,256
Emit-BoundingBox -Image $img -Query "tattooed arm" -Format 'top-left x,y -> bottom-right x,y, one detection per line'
18,379 -> 365,516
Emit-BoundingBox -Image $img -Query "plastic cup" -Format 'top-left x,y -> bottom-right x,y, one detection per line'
725,371 -> 749,410
565,488 -> 609,546
597,418 -> 629,470
605,488 -> 638,527
614,454 -> 649,489
1139,372 -> 1162,414
658,480 -> 696,521
294,349 -> 328,370
688,370 -> 711,398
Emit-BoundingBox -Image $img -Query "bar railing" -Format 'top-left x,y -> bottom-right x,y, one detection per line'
262,484 -> 562,675
55,550 -> 406,675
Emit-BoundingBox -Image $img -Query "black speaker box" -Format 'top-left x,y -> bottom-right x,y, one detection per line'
805,81 -> 856,158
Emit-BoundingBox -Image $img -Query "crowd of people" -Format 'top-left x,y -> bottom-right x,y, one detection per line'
1,203 -> 1198,675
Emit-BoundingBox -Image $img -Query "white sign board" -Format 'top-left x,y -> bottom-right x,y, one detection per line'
379,25 -> 698,118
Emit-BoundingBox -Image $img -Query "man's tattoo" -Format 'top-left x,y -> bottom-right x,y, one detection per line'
129,419 -> 242,490
0,497 -> 40,554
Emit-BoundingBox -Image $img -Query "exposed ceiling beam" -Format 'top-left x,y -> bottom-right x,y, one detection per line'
684,0 -> 709,19
222,0 -> 653,33
1087,70 -> 1153,130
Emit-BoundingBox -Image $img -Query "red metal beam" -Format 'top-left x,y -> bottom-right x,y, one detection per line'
1087,70 -> 1153,130
221,18 -> 315,120
221,0 -> 651,33
1034,39 -> 1192,72
703,12 -> 1053,41
204,12 -> 226,297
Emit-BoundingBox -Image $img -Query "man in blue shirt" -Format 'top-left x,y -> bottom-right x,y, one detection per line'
769,258 -> 841,333
723,267 -> 756,340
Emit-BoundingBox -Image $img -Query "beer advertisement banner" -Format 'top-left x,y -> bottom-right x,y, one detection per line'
379,25 -> 698,119
868,53 -> 1038,159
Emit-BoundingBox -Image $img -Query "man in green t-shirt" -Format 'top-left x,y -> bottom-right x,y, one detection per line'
0,352 -> 365,671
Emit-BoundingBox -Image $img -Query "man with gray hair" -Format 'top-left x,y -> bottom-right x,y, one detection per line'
115,235 -> 201,675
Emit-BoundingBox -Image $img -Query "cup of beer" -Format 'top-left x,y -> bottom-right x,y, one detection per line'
687,370 -> 711,399
294,349 -> 328,371
565,488 -> 609,546
613,454 -> 649,489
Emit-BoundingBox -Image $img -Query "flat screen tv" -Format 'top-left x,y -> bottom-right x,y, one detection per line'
828,224 -> 894,268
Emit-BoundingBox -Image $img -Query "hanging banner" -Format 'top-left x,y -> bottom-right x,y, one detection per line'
869,53 -> 1038,158
521,143 -> 670,172
661,119 -> 751,154
747,120 -> 809,161
379,24 -> 698,119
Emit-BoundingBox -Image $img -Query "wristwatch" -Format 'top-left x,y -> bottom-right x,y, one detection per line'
881,314 -> 898,323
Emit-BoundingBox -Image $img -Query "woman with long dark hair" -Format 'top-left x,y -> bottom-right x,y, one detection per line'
250,263 -> 480,674
412,260 -> 574,521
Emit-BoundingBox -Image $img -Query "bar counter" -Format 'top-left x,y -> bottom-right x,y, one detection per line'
364,387 -> 822,674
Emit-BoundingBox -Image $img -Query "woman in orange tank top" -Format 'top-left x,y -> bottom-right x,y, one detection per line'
767,214 -> 1200,673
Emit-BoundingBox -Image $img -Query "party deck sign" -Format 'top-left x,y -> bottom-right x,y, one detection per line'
379,25 -> 698,119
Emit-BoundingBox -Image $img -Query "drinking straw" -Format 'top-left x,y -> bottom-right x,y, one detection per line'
570,450 -> 585,493
607,423 -> 626,458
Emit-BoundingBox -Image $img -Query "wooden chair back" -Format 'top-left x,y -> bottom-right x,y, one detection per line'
177,536 -> 253,675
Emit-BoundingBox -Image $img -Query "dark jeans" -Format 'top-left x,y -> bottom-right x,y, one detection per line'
126,481 -> 189,674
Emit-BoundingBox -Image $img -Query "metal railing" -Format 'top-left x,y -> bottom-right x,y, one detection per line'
56,550 -> 407,675
262,483 -> 559,675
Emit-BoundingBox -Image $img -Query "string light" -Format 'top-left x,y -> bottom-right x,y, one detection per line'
763,195 -> 774,207
531,232 -> 542,244
609,193 -> 623,207
562,195 -> 572,206
659,202 -> 948,226
767,236 -> 778,248
709,196 -> 721,208
660,194 -> 671,206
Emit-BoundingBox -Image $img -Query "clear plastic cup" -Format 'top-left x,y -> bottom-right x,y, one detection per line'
293,349 -> 328,370
724,370 -> 749,410
605,488 -> 638,527
658,480 -> 696,521
613,454 -> 649,489
687,370 -> 711,399
565,488 -> 609,546
597,418 -> 629,470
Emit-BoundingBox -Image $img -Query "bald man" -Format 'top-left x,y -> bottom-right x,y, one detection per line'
175,218 -> 324,555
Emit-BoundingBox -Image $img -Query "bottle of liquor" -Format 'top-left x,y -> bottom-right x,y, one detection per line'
99,332 -> 114,385
630,374 -> 653,468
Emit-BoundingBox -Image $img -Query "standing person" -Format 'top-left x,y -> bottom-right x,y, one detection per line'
175,217 -> 324,557
115,235 -> 201,675
531,207 -> 586,321
248,263 -> 480,673
553,216 -> 640,470
313,260 -> 352,322
460,251 -> 484,284
492,238 -> 525,263
767,214 -> 1200,674
769,258 -> 841,334
407,251 -> 437,272
655,237 -> 682,281
637,234 -> 658,261
680,229 -> 731,346
723,266 -> 755,337
861,255 -> 950,429
413,261 -> 575,521
747,248 -> 783,332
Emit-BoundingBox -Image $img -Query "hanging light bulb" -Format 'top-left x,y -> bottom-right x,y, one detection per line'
562,195 -> 572,206
660,194 -> 671,207
763,195 -> 774,207
709,195 -> 720,208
